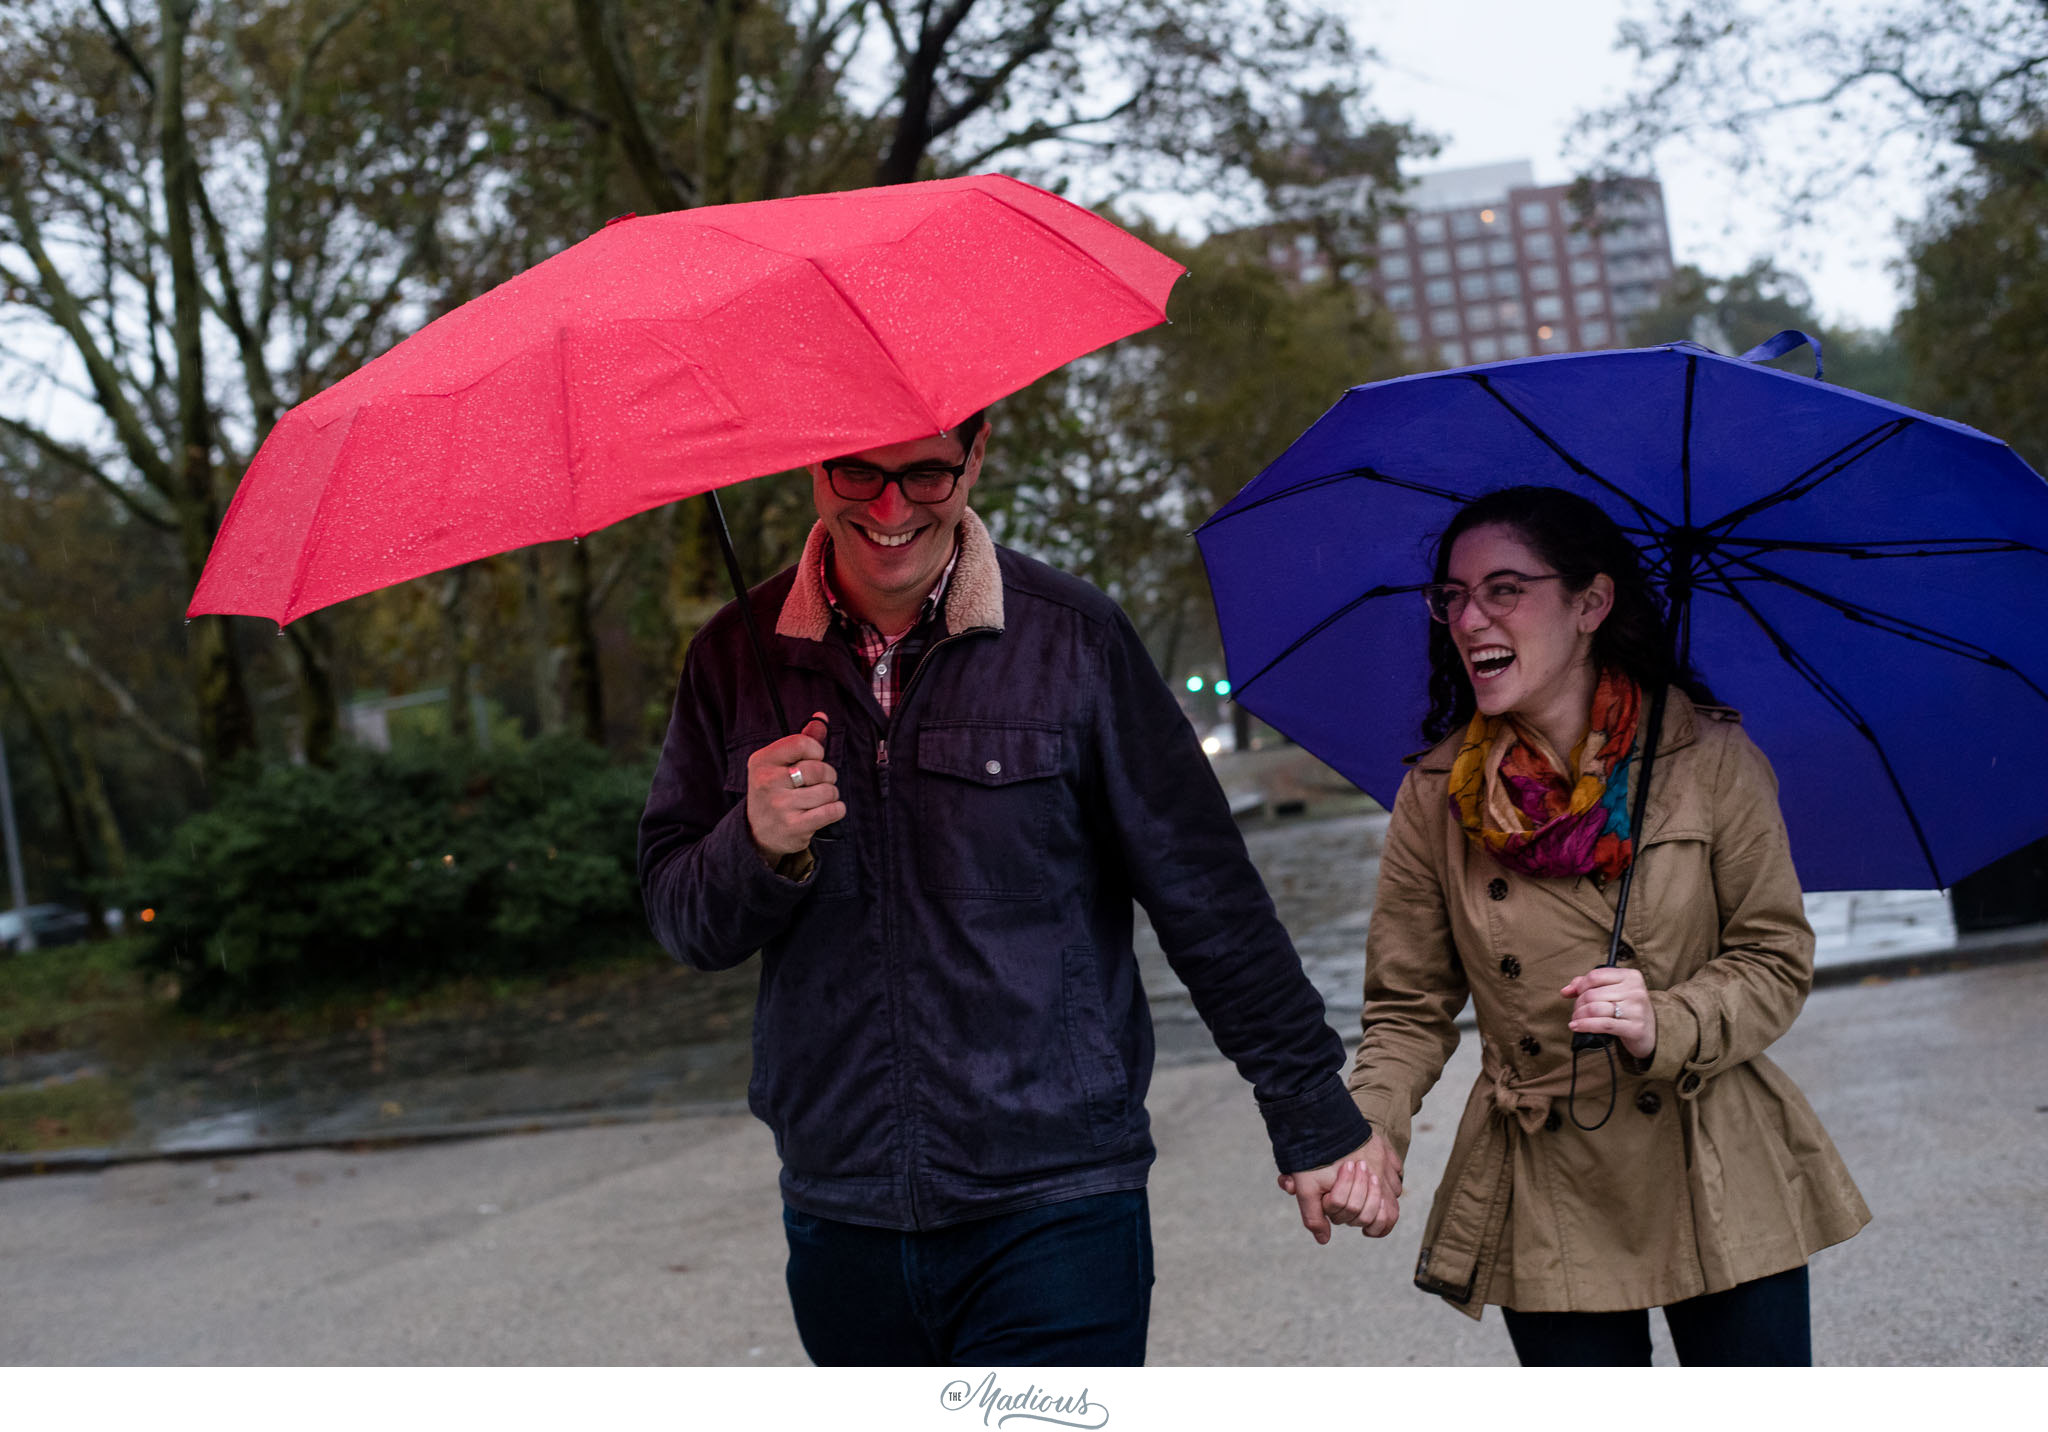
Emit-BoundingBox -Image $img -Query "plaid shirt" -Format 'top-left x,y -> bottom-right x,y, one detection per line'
821,537 -> 961,717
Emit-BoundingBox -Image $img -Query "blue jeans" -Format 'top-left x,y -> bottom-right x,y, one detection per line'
782,1189 -> 1153,1366
1502,1265 -> 1812,1366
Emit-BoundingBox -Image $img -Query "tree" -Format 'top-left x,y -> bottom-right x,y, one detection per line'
1579,0 -> 2048,218
1897,136 -> 2048,469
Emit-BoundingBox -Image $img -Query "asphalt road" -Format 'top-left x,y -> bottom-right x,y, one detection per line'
3,959 -> 2043,1365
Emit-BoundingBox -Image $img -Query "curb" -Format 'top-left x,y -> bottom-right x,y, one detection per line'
7,928 -> 2045,1178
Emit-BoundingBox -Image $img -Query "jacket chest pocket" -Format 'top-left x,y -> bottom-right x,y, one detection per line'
915,720 -> 1064,900
723,729 -> 857,901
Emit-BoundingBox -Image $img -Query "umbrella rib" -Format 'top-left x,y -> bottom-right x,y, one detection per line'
1464,375 -> 1671,528
1197,467 -> 1472,530
1703,418 -> 1913,535
1710,549 -> 2048,706
1230,582 -> 1429,699
1713,536 -> 2046,560
1690,551 -> 1946,886
1681,354 -> 1697,527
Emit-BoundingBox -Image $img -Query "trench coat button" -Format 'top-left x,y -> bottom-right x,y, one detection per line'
1487,878 -> 1508,901
1636,1089 -> 1662,1116
1617,941 -> 1637,963
1518,1034 -> 1541,1057
1499,955 -> 1522,980
1543,1110 -> 1562,1133
1679,1072 -> 1702,1095
984,759 -> 1002,776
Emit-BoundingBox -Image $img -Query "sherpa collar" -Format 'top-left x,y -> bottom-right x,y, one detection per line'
775,508 -> 1005,642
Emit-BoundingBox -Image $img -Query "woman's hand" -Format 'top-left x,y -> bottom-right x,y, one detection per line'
1562,965 -> 1656,1061
1278,1135 -> 1405,1239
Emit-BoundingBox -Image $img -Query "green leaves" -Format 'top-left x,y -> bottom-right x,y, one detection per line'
126,734 -> 653,1010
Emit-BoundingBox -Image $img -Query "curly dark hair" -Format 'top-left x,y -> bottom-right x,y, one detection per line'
1420,486 -> 1716,744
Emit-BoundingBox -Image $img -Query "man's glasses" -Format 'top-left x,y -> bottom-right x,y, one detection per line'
1422,573 -> 1568,624
821,456 -> 970,504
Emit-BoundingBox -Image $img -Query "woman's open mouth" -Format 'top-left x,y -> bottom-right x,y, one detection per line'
1468,644 -> 1516,681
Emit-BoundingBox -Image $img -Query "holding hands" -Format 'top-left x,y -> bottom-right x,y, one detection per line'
746,713 -> 847,862
1562,964 -> 1657,1060
1278,1134 -> 1404,1243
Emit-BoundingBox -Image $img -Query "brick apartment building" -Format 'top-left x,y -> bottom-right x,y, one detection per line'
1269,159 -> 1677,367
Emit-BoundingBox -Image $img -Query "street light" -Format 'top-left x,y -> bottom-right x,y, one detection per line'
1185,675 -> 1204,693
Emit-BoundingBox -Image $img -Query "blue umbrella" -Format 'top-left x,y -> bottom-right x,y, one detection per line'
1194,335 -> 2048,892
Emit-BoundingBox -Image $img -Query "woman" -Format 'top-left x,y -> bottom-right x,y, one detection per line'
1316,485 -> 1868,1365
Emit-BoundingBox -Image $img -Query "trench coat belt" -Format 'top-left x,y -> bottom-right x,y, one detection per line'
1414,1037 -> 1577,1305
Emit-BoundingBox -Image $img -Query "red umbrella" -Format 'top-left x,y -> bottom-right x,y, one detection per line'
188,174 -> 1183,628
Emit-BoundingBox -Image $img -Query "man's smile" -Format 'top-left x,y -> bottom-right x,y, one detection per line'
851,520 -> 929,550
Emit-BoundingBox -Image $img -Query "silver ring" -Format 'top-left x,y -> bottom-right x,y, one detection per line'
789,768 -> 805,788
1611,1000 -> 1623,1020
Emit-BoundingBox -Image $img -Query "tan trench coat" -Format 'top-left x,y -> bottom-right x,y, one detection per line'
1349,689 -> 1869,1318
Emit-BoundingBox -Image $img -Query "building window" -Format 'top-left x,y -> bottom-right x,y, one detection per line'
1574,287 -> 1606,315
1267,240 -> 1292,268
1518,200 -> 1549,227
1465,304 -> 1495,331
1420,247 -> 1451,275
1581,319 -> 1611,346
1496,299 -> 1525,326
1522,231 -> 1555,260
1538,325 -> 1569,352
1439,340 -> 1466,365
1459,273 -> 1489,301
1425,278 -> 1454,305
1469,335 -> 1501,362
1415,215 -> 1446,243
1397,315 -> 1423,343
1566,229 -> 1595,254
1500,331 -> 1532,358
1380,253 -> 1411,280
1377,221 -> 1408,248
1385,283 -> 1414,310
1455,242 -> 1483,268
1533,293 -> 1564,320
1529,264 -> 1559,292
1491,269 -> 1522,297
1488,238 -> 1515,265
1569,258 -> 1601,285
1451,211 -> 1483,238
1429,309 -> 1460,337
1301,262 -> 1327,283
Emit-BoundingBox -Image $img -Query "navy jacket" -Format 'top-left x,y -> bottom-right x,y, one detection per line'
639,512 -> 1368,1229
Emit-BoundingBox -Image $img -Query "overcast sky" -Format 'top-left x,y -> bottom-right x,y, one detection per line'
1337,0 -> 1925,331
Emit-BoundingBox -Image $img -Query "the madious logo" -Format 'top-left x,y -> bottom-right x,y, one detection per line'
938,1371 -> 1109,1429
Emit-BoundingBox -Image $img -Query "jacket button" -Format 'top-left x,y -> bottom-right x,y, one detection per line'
1499,955 -> 1522,980
1518,1035 -> 1541,1056
1543,1110 -> 1562,1133
1679,1072 -> 1702,1095
1487,878 -> 1508,901
1636,1089 -> 1662,1116
1617,941 -> 1637,963
984,759 -> 1002,776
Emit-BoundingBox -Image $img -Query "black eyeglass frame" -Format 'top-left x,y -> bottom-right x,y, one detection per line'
1421,571 -> 1572,624
820,455 -> 973,504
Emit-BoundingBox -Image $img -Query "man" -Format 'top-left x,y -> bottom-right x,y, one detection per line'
639,412 -> 1383,1366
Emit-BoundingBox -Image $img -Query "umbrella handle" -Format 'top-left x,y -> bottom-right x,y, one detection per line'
1736,329 -> 1824,382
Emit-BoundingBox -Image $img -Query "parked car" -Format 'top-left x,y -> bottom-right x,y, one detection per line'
0,903 -> 96,953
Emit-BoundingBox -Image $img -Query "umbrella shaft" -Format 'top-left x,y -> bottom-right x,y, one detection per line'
704,490 -> 793,735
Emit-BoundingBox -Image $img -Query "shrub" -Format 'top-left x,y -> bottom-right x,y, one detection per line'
127,737 -> 656,1010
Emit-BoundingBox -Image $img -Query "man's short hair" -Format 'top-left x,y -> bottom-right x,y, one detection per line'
948,409 -> 988,453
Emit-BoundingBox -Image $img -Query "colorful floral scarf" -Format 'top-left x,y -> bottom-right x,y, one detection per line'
1447,670 -> 1643,881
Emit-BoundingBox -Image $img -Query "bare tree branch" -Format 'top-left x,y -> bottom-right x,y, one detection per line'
90,0 -> 157,97
571,0 -> 695,212
59,629 -> 205,775
0,414 -> 176,530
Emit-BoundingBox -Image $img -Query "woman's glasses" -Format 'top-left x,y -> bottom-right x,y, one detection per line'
1423,572 -> 1568,624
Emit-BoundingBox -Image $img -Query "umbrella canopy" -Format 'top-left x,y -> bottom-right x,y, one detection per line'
189,174 -> 1183,626
1196,336 -> 2048,892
